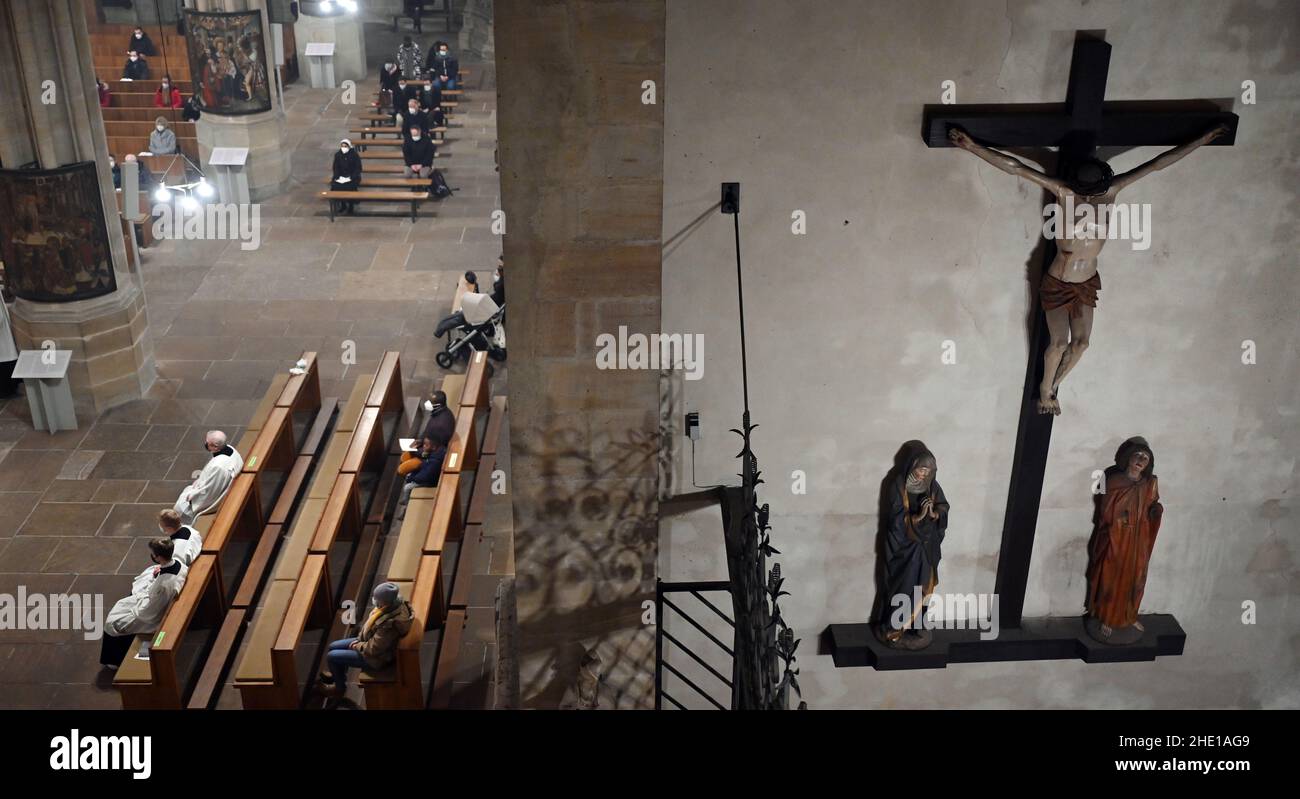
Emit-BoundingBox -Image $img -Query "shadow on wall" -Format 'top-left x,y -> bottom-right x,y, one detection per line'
510,371 -> 675,709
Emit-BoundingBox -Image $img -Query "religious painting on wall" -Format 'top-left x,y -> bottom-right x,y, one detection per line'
0,162 -> 116,303
183,9 -> 272,116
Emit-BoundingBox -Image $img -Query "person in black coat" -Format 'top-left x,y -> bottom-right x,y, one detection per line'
379,62 -> 402,95
491,256 -> 505,307
389,78 -> 419,121
331,139 -> 363,214
398,99 -> 430,140
418,79 -> 442,111
421,391 -> 455,446
425,41 -> 458,89
402,127 -> 435,178
181,95 -> 202,122
128,27 -> 157,57
123,51 -> 150,81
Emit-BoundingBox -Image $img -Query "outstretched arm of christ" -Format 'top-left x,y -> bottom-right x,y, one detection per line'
948,127 -> 1068,195
1110,123 -> 1229,193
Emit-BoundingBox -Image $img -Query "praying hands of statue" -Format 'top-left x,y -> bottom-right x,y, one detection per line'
913,497 -> 936,525
947,122 -> 1229,415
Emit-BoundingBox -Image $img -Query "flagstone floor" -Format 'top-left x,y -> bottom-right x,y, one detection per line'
0,24 -> 505,709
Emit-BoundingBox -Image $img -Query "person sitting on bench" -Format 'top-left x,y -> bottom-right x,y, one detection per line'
158,509 -> 203,567
99,538 -> 188,669
98,79 -> 112,108
121,154 -> 155,188
418,78 -> 442,112
128,26 -> 157,57
398,436 -> 446,505
421,390 -> 455,447
154,75 -> 182,108
491,255 -> 505,306
380,62 -> 402,96
425,41 -> 458,90
148,116 -> 177,156
174,431 -> 243,524
403,125 -> 435,179
316,582 -> 414,699
331,138 -> 363,215
398,97 -> 429,140
122,50 -> 150,81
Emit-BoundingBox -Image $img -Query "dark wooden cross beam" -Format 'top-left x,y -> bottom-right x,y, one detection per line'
922,33 -> 1238,630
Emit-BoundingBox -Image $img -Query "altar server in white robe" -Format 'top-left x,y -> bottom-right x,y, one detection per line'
158,508 -> 202,566
99,538 -> 188,668
174,430 -> 243,524
0,296 -> 19,399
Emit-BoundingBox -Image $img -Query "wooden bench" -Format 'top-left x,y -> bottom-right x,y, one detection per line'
114,554 -> 224,709
360,553 -> 445,709
320,190 -> 429,222
351,126 -> 449,142
234,356 -> 406,708
322,176 -> 433,189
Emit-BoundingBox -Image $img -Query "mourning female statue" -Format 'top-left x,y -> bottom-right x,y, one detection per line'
875,444 -> 949,650
1086,437 -> 1163,645
948,123 -> 1228,415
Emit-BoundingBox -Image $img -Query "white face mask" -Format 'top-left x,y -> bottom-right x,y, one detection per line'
411,135 -> 421,141
340,146 -> 350,153
409,106 -> 418,113
135,32 -> 142,38
162,82 -> 169,88
156,124 -> 165,131
130,55 -> 138,61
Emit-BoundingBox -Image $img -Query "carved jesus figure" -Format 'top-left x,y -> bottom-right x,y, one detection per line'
949,124 -> 1228,414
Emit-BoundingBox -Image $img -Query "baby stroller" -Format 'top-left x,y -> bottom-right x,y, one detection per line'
434,292 -> 506,368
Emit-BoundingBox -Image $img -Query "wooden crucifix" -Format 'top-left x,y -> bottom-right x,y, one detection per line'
922,33 -> 1238,629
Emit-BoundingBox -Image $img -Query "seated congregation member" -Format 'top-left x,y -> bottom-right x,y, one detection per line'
181,94 -> 202,122
99,539 -> 187,669
421,390 -> 455,446
429,104 -> 447,131
154,75 -> 182,108
98,79 -> 112,108
418,79 -> 442,112
148,117 -> 177,155
121,153 -> 154,188
379,62 -> 402,96
396,36 -> 423,80
491,256 -> 505,307
397,97 -> 429,139
157,509 -> 203,566
128,26 -> 157,57
402,125 -> 435,179
398,437 -> 446,504
425,41 -> 458,89
174,431 -> 243,524
316,582 -> 414,699
390,76 -> 417,119
109,155 -> 121,189
331,139 -> 362,215
122,50 -> 150,81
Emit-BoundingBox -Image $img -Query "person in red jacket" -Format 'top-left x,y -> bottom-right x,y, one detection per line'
154,75 -> 182,108
97,80 -> 112,108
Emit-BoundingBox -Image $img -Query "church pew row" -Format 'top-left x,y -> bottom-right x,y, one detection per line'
350,125 -> 449,142
360,354 -> 497,708
106,120 -> 197,138
107,135 -> 200,164
234,354 -> 406,709
114,355 -> 322,709
102,107 -> 189,123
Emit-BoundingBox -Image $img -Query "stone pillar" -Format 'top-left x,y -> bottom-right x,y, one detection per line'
0,0 -> 155,414
294,8 -> 368,84
189,0 -> 291,200
459,0 -> 494,61
496,0 -> 665,709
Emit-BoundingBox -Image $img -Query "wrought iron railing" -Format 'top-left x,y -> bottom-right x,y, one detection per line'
654,579 -> 735,710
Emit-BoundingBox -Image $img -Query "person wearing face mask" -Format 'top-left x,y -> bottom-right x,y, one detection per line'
402,125 -> 436,179
491,255 -> 505,307
98,79 -> 112,108
122,50 -> 150,81
331,139 -> 363,215
122,153 -> 155,188
425,40 -> 458,89
418,79 -> 442,112
154,74 -> 182,108
380,62 -> 402,96
99,538 -> 188,669
127,27 -> 157,57
109,155 -> 121,189
398,99 -> 429,140
389,78 -> 415,122
396,36 -> 423,81
148,116 -> 177,155
157,509 -> 203,567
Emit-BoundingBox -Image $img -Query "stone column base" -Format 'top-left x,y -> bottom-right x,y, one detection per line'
9,285 -> 156,417
196,110 -> 292,202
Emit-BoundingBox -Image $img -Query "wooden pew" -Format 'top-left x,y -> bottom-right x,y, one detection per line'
361,553 -> 445,709
114,554 -> 224,709
320,190 -> 430,222
322,176 -> 433,189
235,355 -> 405,708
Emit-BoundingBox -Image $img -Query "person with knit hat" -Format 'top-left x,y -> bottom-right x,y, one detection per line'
148,116 -> 177,155
316,582 -> 414,699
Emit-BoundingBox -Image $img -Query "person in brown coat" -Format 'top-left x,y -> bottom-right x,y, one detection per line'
316,582 -> 414,698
